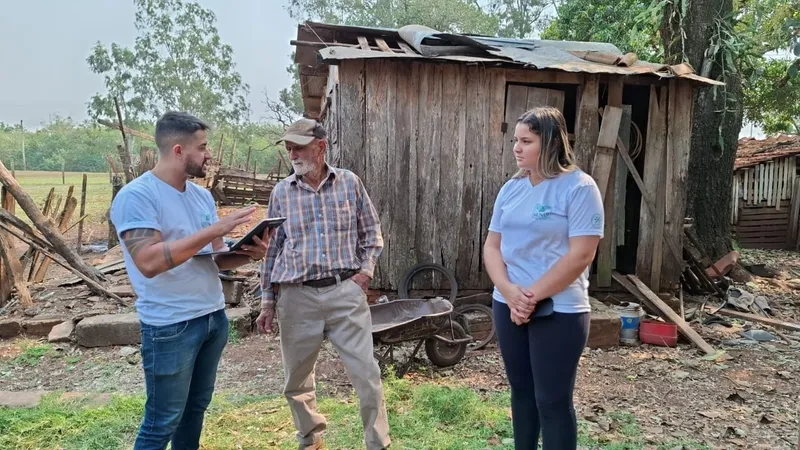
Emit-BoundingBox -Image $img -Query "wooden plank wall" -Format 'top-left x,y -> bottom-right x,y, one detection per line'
729,156 -> 799,250
335,59 -> 511,289
333,60 -> 696,292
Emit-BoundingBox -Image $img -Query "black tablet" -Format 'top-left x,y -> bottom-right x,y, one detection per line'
196,217 -> 286,256
228,217 -> 286,252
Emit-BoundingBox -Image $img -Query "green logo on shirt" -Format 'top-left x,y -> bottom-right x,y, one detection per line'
532,204 -> 552,220
201,213 -> 212,228
591,213 -> 603,229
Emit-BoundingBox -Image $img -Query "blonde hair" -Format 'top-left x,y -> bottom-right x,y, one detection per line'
511,106 -> 577,179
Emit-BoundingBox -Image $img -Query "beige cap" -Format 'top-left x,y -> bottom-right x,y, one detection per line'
276,118 -> 327,145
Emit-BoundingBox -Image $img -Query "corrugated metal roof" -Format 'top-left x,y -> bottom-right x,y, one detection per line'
306,22 -> 722,85
735,135 -> 800,170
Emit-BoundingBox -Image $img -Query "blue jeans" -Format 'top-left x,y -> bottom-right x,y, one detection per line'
133,308 -> 229,450
493,300 -> 589,450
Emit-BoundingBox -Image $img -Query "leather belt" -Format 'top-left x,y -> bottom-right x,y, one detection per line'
302,269 -> 358,288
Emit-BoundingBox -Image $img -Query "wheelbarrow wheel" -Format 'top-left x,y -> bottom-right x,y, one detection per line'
425,321 -> 468,368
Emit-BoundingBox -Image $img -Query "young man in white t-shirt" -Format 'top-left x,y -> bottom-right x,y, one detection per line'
111,112 -> 269,449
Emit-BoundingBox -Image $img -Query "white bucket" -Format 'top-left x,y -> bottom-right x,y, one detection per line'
615,302 -> 642,345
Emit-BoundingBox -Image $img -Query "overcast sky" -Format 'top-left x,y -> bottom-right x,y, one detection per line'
0,0 -> 298,128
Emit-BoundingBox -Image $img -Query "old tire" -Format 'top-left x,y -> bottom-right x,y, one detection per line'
398,262 -> 458,302
454,303 -> 495,351
424,321 -> 468,368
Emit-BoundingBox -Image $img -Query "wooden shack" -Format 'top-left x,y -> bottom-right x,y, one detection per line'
730,135 -> 800,249
291,22 -> 721,295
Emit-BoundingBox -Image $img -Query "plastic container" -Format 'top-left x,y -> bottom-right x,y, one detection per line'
614,302 -> 642,345
639,320 -> 678,347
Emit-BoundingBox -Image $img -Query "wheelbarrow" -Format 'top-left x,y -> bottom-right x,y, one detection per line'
370,297 -> 472,376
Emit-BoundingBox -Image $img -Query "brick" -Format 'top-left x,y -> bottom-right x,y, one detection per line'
48,320 -> 75,343
588,298 -> 620,349
23,315 -> 66,337
226,307 -> 253,336
222,280 -> 243,305
0,319 -> 22,339
75,313 -> 140,348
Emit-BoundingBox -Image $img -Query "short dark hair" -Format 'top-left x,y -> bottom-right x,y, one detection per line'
154,111 -> 210,153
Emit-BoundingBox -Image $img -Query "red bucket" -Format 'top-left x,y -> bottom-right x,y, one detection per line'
639,320 -> 678,347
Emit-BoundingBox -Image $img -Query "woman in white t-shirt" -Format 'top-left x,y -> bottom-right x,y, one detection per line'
483,106 -> 604,449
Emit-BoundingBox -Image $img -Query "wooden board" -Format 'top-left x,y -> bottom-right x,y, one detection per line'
413,63 -> 444,286
661,80 -> 694,290
573,75 -> 600,172
386,61 -> 417,289
438,64 -> 468,289
593,106 -> 623,199
375,38 -> 393,53
622,274 -> 716,355
480,68 -> 508,287
636,85 -> 667,290
364,59 -> 393,288
596,78 -> 624,288
502,84 -> 530,179
525,86 -> 566,111
456,65 -> 488,289
708,307 -> 800,332
338,60 -> 367,180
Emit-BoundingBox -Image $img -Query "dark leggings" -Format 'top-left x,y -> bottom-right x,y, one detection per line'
493,300 -> 590,450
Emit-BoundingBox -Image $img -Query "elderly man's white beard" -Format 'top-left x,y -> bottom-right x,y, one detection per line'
291,160 -> 315,176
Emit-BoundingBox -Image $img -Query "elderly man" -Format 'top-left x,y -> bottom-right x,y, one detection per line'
110,111 -> 268,449
257,119 -> 390,450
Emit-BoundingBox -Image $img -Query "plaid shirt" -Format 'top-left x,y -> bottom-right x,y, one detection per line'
260,165 -> 383,306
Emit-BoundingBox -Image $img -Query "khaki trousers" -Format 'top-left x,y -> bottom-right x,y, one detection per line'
277,278 -> 390,449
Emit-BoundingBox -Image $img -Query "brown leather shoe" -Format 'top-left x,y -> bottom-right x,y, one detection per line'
299,440 -> 323,450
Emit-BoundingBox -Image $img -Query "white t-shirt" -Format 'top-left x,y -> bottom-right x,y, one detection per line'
488,169 -> 604,313
110,171 -> 225,326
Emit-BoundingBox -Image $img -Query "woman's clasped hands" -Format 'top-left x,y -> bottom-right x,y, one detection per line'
499,283 -> 538,326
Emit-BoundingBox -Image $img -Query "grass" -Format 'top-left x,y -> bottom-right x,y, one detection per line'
0,375 -> 708,450
11,171 -> 112,232
12,341 -> 52,368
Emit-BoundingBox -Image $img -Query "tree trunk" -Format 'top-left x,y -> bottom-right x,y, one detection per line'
0,159 -> 104,282
662,0 -> 743,260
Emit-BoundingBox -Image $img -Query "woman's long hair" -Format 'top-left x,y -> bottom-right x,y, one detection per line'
512,106 -> 577,180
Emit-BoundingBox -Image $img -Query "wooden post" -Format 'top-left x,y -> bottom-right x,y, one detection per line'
636,86 -> 668,291
77,174 -> 88,252
245,146 -> 253,171
216,134 -> 225,163
61,161 -> 66,184
108,175 -> 123,249
0,159 -> 103,281
33,195 -> 77,282
228,138 -> 237,167
0,232 -> 32,308
20,120 -> 26,171
253,161 -> 257,178
573,75 -> 600,172
114,97 -> 135,183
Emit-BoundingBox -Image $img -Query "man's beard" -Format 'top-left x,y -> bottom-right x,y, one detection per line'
291,160 -> 315,176
186,159 -> 207,178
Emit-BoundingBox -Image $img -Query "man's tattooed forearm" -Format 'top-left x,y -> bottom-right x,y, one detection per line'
121,229 -> 159,258
163,243 -> 175,269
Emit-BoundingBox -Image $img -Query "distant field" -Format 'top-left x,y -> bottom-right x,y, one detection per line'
10,171 -> 112,229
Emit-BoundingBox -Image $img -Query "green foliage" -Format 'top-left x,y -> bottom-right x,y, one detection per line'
0,117 -> 120,172
484,0 -> 552,39
287,0 -> 500,35
87,0 -> 250,127
541,0 -> 664,61
12,343 -> 52,368
744,59 -> 800,134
